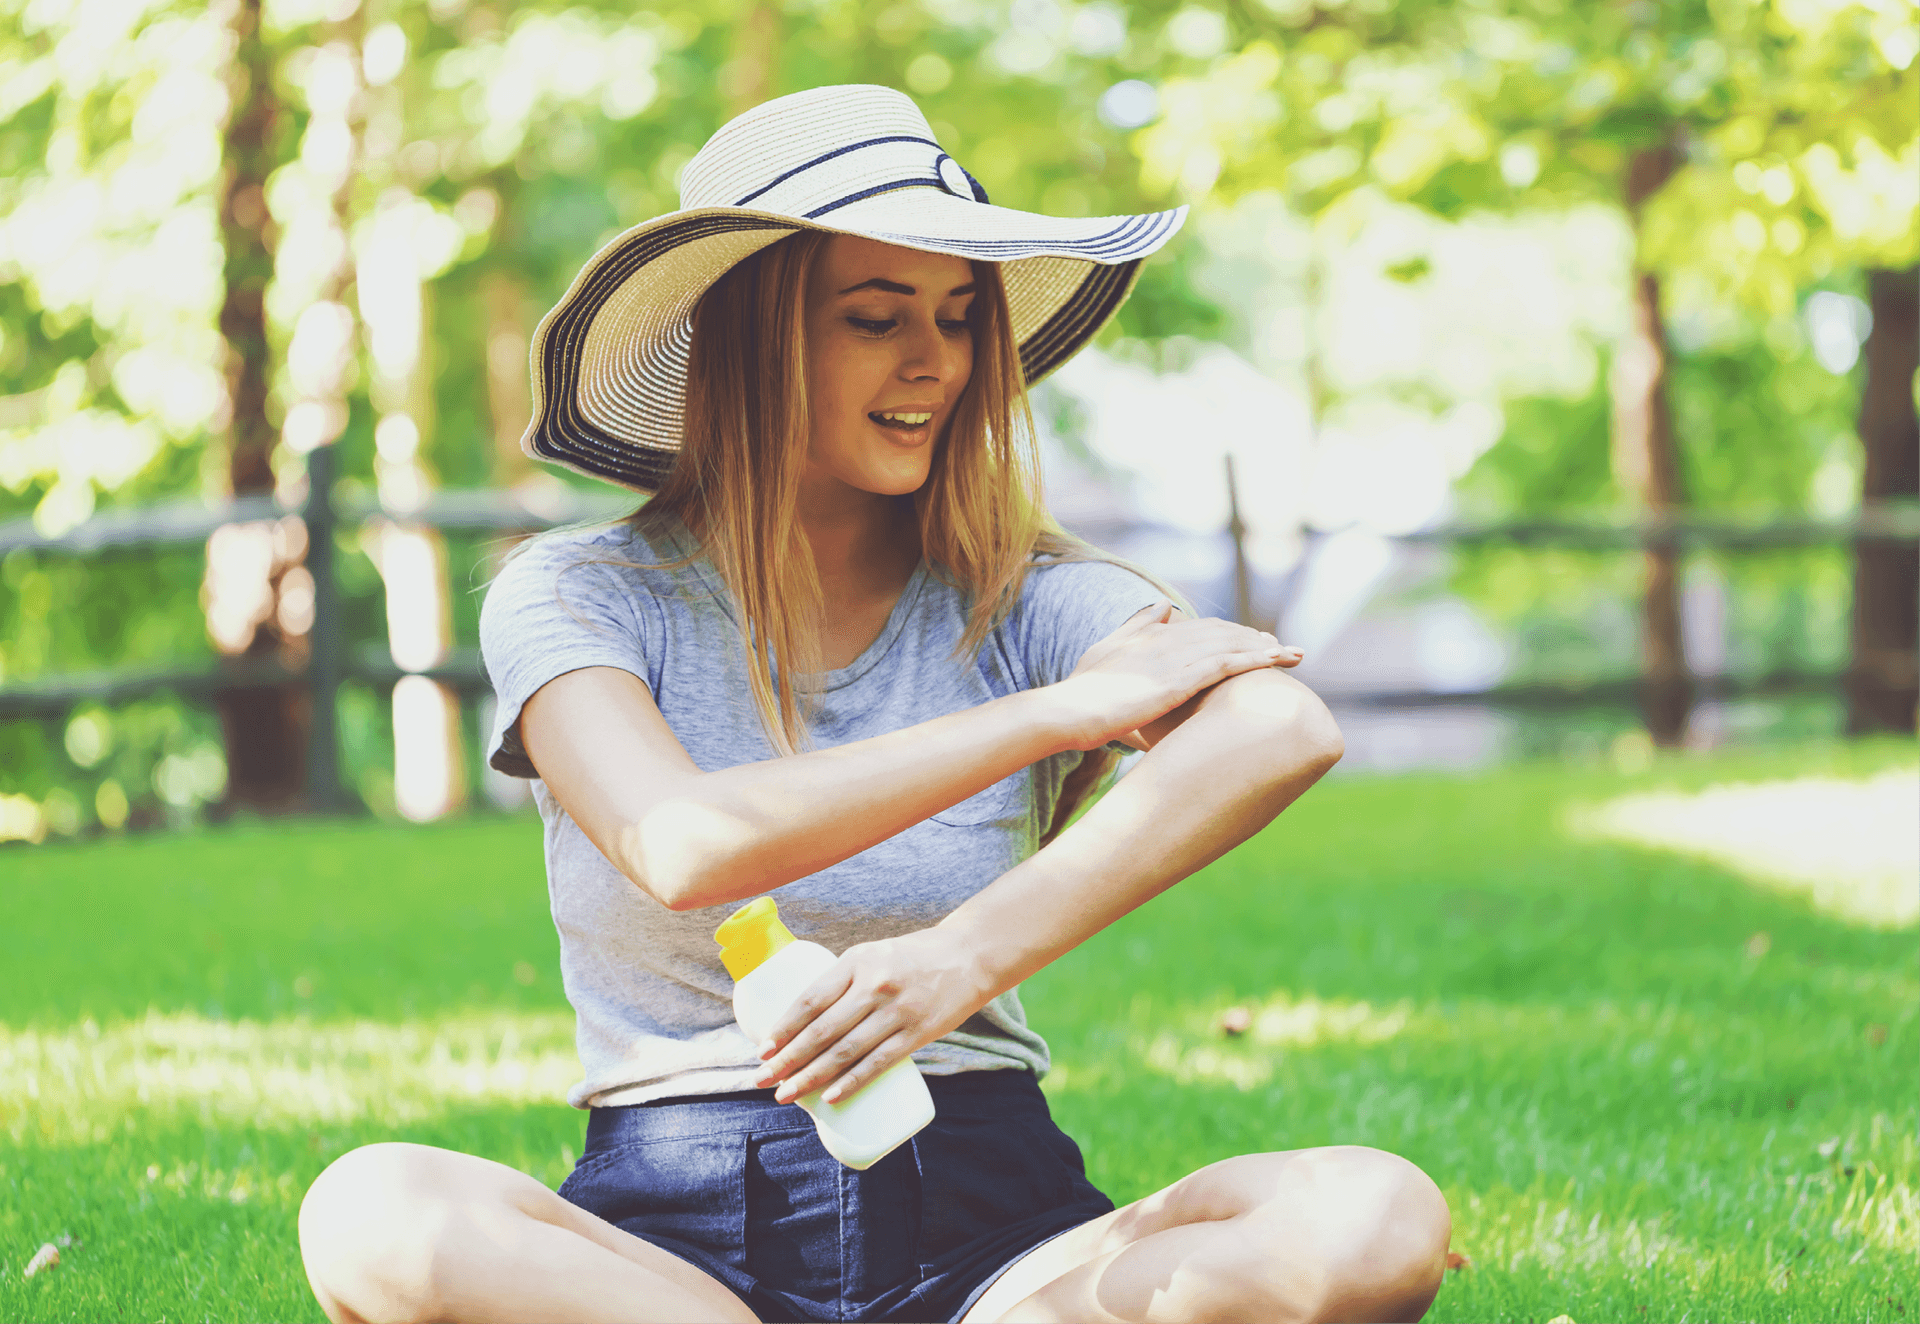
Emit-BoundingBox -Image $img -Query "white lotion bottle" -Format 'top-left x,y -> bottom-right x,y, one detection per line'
715,897 -> 936,1170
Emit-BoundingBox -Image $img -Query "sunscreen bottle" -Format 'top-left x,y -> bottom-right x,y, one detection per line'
715,897 -> 936,1170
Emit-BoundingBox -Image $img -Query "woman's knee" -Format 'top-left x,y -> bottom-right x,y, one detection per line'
299,1143 -> 460,1324
1280,1146 -> 1451,1318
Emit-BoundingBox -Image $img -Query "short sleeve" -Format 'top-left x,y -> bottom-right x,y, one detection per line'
478,532 -> 654,778
1008,556 -> 1167,685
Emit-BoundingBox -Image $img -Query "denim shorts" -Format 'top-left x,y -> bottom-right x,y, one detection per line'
556,1068 -> 1115,1323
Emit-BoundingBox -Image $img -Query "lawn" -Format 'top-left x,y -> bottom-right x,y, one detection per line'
3,736 -> 1915,1322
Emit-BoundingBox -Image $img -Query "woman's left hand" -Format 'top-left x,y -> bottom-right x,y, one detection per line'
752,927 -> 995,1104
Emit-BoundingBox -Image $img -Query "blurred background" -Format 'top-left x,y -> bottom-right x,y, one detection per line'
0,0 -> 1915,839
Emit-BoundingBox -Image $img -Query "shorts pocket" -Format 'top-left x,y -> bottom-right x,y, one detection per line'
558,1132 -> 748,1270
909,1115 -> 1078,1272
740,1127 -> 847,1301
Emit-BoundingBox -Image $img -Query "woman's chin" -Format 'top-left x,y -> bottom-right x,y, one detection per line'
802,449 -> 933,501
866,474 -> 930,498
855,460 -> 933,497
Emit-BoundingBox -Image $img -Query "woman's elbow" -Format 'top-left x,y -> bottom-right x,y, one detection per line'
615,809 -> 723,912
623,857 -> 730,913
1213,669 -> 1344,770
612,850 -> 693,911
619,798 -> 775,912
1279,703 -> 1343,774
1303,700 -> 1345,766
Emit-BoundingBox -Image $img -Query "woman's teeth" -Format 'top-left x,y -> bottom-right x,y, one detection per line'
871,411 -> 932,429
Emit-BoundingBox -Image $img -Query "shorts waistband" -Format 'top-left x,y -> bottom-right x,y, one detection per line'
584,1067 -> 1045,1152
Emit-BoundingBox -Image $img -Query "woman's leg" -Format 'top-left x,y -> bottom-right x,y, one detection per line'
297,1142 -> 760,1324
961,1146 -> 1450,1324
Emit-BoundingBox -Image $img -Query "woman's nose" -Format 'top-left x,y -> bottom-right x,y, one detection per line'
898,317 -> 963,383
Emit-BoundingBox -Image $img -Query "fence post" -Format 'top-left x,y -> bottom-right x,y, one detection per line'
305,443 -> 347,810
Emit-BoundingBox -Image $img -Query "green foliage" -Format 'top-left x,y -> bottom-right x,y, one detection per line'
0,0 -> 1910,820
0,548 -> 210,682
1153,0 -> 1918,309
1454,386 -> 1619,519
1447,267 -> 1871,687
1444,545 -> 1645,685
1668,309 -> 1862,516
2,741 -> 1914,1320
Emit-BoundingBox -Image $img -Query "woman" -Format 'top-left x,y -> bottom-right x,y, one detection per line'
298,85 -> 1450,1324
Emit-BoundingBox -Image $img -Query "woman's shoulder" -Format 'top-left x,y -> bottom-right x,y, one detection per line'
481,517 -> 702,637
493,516 -> 687,589
1004,551 -> 1165,662
1017,551 -> 1160,602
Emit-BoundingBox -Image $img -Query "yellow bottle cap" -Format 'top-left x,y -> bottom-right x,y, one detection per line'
714,896 -> 797,981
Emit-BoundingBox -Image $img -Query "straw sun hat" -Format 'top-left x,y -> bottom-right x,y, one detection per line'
522,83 -> 1188,493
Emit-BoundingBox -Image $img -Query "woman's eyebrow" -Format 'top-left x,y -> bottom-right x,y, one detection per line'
836,277 -> 978,296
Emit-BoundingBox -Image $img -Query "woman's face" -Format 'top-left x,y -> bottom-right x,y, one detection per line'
802,234 -> 976,504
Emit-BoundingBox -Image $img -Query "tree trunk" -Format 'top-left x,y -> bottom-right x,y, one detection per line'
483,266 -> 533,483
725,3 -> 781,115
1847,266 -> 1919,734
1611,144 -> 1693,747
212,0 -> 308,808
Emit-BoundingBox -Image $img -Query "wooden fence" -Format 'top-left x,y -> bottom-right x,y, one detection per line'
2,448 -> 1915,813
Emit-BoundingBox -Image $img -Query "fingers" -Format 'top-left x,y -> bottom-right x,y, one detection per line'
776,1020 -> 909,1105
758,966 -> 854,1058
1213,648 -> 1304,680
756,1004 -> 898,1104
1122,600 -> 1178,630
1154,616 -> 1304,665
753,959 -> 901,1103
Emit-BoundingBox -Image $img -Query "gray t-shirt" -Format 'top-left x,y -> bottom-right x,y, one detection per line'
479,513 -> 1162,1108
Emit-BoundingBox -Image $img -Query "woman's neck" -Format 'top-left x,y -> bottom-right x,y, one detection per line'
789,488 -> 918,670
797,486 -> 920,604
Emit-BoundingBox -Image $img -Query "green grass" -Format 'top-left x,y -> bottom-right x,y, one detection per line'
3,736 -> 1915,1322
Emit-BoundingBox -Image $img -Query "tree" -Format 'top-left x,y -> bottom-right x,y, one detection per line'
1850,266 -> 1918,732
0,0 -> 1355,833
208,0 -> 311,809
1135,0 -> 1917,742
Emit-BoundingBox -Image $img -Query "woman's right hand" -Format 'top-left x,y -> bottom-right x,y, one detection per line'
1047,602 -> 1305,752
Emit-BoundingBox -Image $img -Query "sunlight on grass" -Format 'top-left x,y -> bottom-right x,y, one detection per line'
4,740 -> 1915,1322
1049,980 -> 1916,1105
1451,1119 -> 1920,1288
1563,766 -> 1920,927
1141,995 -> 1414,1090
1,1010 -> 578,1144
1460,1191 -> 1692,1279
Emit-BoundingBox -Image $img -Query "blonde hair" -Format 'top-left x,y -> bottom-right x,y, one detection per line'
576,230 -> 1188,761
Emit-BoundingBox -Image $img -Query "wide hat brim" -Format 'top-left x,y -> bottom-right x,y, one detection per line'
523,106 -> 1186,494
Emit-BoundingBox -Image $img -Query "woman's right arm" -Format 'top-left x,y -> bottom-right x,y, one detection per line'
518,604 -> 1297,912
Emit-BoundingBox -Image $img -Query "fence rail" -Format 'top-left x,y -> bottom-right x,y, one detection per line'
0,486 -> 638,556
9,494 -> 1917,562
3,460 -> 1915,805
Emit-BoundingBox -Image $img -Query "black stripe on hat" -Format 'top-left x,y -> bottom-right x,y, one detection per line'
1019,259 -> 1140,384
898,209 -> 1172,259
732,135 -> 941,207
533,214 -> 800,489
859,209 -> 1173,264
805,178 -> 947,219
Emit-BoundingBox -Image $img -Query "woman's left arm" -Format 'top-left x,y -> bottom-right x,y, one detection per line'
753,666 -> 1342,1103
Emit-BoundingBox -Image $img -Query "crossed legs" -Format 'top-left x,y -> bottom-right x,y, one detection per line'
961,1146 -> 1451,1323
297,1143 -> 757,1324
298,1142 -> 1448,1324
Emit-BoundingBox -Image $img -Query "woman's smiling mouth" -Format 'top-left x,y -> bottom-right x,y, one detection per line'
868,409 -> 935,435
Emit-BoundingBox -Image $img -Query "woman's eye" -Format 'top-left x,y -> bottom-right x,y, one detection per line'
938,319 -> 971,335
848,317 -> 895,334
